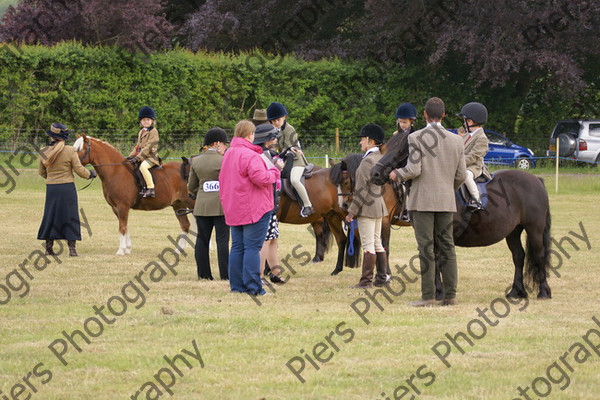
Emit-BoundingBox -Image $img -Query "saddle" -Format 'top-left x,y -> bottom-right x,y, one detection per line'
457,174 -> 493,208
132,162 -> 163,193
390,180 -> 411,225
281,163 -> 315,204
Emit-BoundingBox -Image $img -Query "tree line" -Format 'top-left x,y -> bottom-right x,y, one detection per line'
0,0 -> 599,155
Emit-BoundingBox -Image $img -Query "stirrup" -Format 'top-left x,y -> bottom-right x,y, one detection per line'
300,206 -> 314,217
143,188 -> 156,198
466,199 -> 483,211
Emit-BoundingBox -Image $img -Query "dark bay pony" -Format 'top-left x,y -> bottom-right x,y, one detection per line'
74,134 -> 194,255
278,163 -> 360,275
337,153 -> 410,256
370,130 -> 552,299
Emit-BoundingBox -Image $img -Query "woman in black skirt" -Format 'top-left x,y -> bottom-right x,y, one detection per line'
37,123 -> 96,256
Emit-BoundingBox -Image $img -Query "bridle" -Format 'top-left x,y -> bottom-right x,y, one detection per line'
76,136 -> 96,191
336,170 -> 353,197
79,136 -> 91,164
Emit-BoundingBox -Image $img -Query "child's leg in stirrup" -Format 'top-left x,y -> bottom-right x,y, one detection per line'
290,166 -> 313,216
140,160 -> 156,197
464,170 -> 481,209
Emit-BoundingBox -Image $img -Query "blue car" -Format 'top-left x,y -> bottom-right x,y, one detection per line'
484,130 -> 536,170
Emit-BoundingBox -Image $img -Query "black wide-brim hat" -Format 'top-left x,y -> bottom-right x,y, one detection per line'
253,123 -> 280,145
357,123 -> 385,144
46,123 -> 69,141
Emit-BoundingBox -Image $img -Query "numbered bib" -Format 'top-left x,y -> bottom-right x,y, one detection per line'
203,181 -> 220,192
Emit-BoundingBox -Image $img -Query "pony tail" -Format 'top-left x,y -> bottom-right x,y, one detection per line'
524,207 -> 552,297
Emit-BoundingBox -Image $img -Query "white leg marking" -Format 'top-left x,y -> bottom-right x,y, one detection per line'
116,233 -> 127,256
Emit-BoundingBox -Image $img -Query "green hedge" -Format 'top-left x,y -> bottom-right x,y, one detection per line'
0,42 -> 598,157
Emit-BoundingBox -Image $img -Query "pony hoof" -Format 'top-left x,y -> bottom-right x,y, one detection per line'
312,258 -> 323,264
116,249 -> 126,256
125,248 -> 131,255
506,289 -> 527,299
330,270 -> 341,276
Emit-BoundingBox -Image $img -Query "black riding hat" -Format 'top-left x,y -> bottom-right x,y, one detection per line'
395,103 -> 417,120
357,123 -> 385,144
457,102 -> 488,125
138,106 -> 156,120
203,127 -> 229,146
267,102 -> 288,120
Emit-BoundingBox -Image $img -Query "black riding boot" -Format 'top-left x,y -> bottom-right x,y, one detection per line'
45,240 -> 55,256
68,240 -> 78,257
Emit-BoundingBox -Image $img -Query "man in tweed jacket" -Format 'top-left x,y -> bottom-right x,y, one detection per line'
390,97 -> 467,307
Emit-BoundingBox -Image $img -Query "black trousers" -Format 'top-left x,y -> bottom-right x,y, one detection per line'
194,215 -> 230,280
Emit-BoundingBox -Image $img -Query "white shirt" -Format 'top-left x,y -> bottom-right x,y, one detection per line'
363,146 -> 380,158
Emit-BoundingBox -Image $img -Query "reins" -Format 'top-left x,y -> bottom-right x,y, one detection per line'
77,177 -> 95,191
176,208 -> 194,216
344,219 -> 358,256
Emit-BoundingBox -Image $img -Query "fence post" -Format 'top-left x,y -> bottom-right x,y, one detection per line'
335,128 -> 340,152
555,139 -> 559,194
325,154 -> 329,167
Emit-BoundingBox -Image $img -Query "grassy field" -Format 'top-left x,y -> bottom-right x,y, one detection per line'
1,169 -> 599,400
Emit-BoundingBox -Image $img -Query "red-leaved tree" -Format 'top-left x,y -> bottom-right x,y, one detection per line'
0,0 -> 173,53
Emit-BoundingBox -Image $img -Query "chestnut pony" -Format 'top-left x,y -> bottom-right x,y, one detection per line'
74,134 -> 194,255
278,162 -> 360,275
369,130 -> 552,299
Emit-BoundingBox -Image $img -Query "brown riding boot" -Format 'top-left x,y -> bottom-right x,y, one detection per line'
45,240 -> 55,256
373,252 -> 390,287
351,252 -> 376,288
68,240 -> 78,257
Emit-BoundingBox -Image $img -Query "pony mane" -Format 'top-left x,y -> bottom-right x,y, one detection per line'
329,161 -> 344,185
380,131 -> 410,169
77,135 -> 125,158
341,153 -> 363,183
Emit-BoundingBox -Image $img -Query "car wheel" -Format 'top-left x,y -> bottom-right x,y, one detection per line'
516,157 -> 531,170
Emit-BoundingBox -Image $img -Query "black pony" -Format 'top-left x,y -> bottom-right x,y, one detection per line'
370,130 -> 552,299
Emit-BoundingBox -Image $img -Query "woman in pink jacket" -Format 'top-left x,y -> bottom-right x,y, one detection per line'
219,120 -> 280,295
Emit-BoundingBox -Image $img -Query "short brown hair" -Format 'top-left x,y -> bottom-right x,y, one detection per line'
234,120 -> 255,138
424,97 -> 445,120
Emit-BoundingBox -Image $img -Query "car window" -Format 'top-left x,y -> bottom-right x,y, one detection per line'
485,132 -> 505,145
589,124 -> 600,138
552,122 -> 580,138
